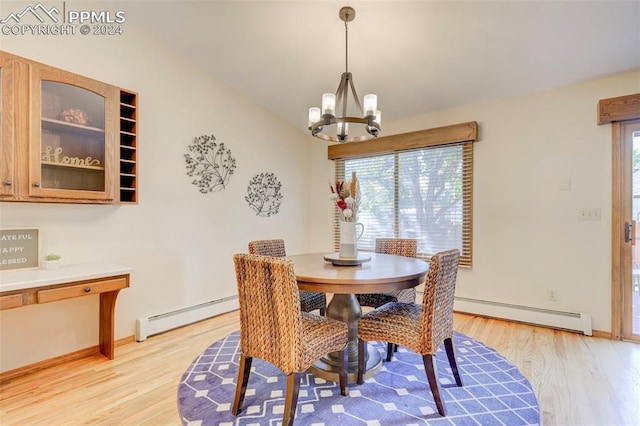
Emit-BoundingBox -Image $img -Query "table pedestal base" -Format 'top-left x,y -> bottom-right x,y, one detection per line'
309,293 -> 382,383
309,344 -> 382,383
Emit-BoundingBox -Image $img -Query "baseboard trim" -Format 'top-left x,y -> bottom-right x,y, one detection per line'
591,329 -> 612,339
0,335 -> 134,383
457,310 -> 615,339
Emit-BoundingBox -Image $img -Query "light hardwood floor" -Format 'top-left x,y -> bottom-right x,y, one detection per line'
1,311 -> 639,425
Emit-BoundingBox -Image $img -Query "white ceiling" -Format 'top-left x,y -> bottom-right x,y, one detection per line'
127,0 -> 640,134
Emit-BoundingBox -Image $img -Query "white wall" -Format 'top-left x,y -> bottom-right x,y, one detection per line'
311,70 -> 640,334
0,26 -> 314,371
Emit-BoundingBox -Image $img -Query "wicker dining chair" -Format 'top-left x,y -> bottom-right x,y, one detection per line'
248,239 -> 327,315
356,238 -> 417,357
356,249 -> 462,417
356,238 -> 418,308
232,254 -> 348,426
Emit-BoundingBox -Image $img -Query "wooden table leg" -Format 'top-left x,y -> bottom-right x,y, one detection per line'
99,290 -> 121,359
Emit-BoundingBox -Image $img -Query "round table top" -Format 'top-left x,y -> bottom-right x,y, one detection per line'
288,252 -> 429,294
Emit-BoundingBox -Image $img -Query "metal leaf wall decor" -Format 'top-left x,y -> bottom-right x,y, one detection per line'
245,172 -> 283,217
184,134 -> 237,194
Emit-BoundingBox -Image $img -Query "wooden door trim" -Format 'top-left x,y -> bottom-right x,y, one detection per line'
600,93 -> 640,340
611,122 -> 624,340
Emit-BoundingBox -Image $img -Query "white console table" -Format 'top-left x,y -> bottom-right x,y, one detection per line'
0,263 -> 132,359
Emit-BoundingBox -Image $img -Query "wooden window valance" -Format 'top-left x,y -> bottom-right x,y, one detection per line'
327,121 -> 478,160
598,93 -> 640,125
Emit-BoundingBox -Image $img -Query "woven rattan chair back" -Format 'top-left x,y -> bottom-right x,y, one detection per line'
248,239 -> 287,258
232,253 -> 348,425
234,253 -> 302,372
419,249 -> 460,353
375,238 -> 417,258
248,239 -> 327,315
356,249 -> 462,417
356,238 -> 418,310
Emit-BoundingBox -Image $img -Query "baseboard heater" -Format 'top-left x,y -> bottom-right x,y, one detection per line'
135,295 -> 239,341
451,296 -> 593,336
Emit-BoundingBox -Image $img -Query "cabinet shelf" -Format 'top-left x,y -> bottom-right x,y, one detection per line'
41,161 -> 105,171
42,117 -> 105,134
120,92 -> 136,108
118,89 -> 138,204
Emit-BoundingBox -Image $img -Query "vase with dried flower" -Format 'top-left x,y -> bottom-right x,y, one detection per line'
330,171 -> 364,258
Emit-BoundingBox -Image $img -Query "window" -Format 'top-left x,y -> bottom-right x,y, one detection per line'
329,122 -> 476,266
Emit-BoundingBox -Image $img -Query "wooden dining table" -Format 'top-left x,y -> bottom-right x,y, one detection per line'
288,252 -> 429,383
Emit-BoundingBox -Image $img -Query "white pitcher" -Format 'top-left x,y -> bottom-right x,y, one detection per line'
339,221 -> 365,258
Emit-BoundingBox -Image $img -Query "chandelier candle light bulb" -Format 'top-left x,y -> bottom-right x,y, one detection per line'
363,94 -> 377,116
338,122 -> 349,138
322,93 -> 336,116
308,107 -> 321,127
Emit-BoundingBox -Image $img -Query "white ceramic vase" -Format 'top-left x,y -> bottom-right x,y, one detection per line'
43,260 -> 60,270
339,221 -> 364,258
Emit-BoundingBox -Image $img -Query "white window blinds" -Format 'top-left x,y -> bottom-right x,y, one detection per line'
331,123 -> 475,266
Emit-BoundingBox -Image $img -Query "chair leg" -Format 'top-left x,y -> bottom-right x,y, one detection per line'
282,373 -> 302,426
320,306 -> 326,316
232,355 -> 253,415
339,347 -> 348,396
444,337 -> 463,387
357,338 -> 366,384
423,354 -> 446,416
386,342 -> 394,362
394,343 -> 399,353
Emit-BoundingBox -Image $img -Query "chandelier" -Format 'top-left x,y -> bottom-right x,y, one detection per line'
308,6 -> 381,143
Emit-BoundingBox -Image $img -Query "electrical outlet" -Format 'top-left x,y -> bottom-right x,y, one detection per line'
545,289 -> 557,302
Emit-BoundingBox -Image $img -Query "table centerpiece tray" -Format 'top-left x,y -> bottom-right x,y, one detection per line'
323,253 -> 371,266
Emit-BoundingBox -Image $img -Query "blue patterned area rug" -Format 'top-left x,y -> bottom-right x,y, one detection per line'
178,331 -> 540,425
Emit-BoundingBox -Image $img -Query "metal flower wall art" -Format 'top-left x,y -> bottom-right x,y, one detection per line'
245,172 -> 283,217
184,134 -> 237,194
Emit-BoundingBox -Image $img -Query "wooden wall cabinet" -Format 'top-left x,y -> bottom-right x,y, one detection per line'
0,51 -> 138,204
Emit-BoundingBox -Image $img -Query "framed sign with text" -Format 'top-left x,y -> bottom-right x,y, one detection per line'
0,229 -> 39,271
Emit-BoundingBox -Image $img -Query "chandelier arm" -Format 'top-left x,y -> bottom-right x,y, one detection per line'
347,76 -> 364,116
341,76 -> 349,118
335,73 -> 349,117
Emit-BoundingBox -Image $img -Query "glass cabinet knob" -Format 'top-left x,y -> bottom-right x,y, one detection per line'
3,180 -> 12,186
33,182 -> 41,187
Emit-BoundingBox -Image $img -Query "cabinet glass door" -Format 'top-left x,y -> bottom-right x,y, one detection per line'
39,81 -> 106,192
29,64 -> 116,201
